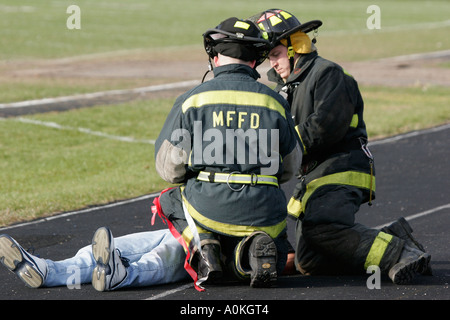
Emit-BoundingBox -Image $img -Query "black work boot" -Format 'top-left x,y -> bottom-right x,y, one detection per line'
234,231 -> 278,287
388,244 -> 431,285
196,241 -> 223,284
382,217 -> 432,275
248,232 -> 278,288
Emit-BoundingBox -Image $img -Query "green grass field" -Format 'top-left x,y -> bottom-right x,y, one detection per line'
1,0 -> 449,60
1,0 -> 449,103
1,0 -> 449,226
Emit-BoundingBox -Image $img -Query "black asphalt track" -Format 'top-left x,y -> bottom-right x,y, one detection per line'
0,125 -> 449,306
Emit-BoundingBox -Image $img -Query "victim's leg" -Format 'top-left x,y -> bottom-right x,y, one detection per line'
92,228 -> 189,291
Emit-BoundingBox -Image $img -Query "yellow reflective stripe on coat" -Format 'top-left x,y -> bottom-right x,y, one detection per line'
180,191 -> 286,238
350,114 -> 359,128
295,125 -> 307,155
180,226 -> 193,253
287,197 -> 302,218
287,171 -> 376,218
364,232 -> 393,269
182,90 -> 287,119
180,223 -> 211,255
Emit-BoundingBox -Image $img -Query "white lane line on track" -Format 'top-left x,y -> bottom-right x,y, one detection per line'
0,193 -> 160,231
144,283 -> 193,300
0,80 -> 200,109
369,123 -> 450,146
373,203 -> 450,229
8,117 -> 156,145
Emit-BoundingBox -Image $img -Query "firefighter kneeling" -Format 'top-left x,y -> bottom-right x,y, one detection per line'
153,17 -> 301,290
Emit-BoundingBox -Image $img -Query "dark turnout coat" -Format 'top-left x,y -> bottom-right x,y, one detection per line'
155,64 -> 301,239
267,51 -> 376,218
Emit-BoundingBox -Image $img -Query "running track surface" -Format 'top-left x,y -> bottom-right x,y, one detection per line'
0,125 -> 449,304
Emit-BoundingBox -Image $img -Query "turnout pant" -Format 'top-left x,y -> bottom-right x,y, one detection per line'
294,184 -> 404,275
157,187 -> 288,283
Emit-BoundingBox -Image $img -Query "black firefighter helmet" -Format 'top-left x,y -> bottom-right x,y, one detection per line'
248,9 -> 322,47
203,17 -> 271,67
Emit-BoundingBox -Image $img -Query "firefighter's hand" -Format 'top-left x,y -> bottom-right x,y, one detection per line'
282,252 -> 297,275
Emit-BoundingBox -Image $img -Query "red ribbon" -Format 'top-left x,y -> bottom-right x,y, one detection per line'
151,188 -> 205,292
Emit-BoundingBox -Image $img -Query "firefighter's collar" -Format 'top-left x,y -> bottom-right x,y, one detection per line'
213,63 -> 261,80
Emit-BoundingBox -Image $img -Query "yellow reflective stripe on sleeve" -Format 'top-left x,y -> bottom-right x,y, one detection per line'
343,69 -> 353,78
180,191 -> 286,238
350,114 -> 359,128
364,232 -> 393,269
182,90 -> 287,119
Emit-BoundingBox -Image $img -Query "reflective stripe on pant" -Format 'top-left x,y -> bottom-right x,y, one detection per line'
364,232 -> 393,269
294,185 -> 403,275
158,186 -> 289,283
288,170 -> 376,219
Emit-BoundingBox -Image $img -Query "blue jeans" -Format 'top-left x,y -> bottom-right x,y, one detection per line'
44,229 -> 189,289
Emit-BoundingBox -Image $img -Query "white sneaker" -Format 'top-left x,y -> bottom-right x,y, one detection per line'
91,227 -> 127,291
0,234 -> 48,288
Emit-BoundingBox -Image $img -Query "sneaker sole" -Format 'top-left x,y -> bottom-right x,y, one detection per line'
17,263 -> 45,288
91,227 -> 112,292
0,235 -> 22,271
249,235 -> 277,288
92,265 -> 107,291
0,235 -> 43,288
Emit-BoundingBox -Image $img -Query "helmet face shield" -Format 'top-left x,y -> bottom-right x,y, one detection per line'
203,17 -> 271,67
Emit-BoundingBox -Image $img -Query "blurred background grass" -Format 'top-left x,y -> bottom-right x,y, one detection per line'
0,0 -> 449,226
1,0 -> 449,102
1,0 -> 449,60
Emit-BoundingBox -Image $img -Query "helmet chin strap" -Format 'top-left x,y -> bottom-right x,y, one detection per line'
201,58 -> 214,83
286,36 -> 295,72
